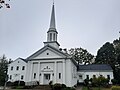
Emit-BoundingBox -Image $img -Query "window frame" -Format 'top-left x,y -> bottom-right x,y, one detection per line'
21,75 -> 24,80
16,66 -> 19,70
22,66 -> 25,70
59,73 -> 61,79
11,66 -> 13,70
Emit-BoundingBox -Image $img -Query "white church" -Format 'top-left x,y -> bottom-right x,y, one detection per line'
7,3 -> 114,87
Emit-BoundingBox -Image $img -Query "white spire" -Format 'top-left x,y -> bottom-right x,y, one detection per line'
50,3 -> 56,29
44,2 -> 60,49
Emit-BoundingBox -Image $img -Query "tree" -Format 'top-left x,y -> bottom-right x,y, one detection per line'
69,48 -> 94,65
95,39 -> 120,84
113,38 -> 120,65
95,42 -> 116,68
0,55 -> 8,86
91,75 -> 109,90
0,0 -> 10,9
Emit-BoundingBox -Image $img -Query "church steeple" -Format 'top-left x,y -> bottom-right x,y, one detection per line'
44,2 -> 60,49
50,3 -> 56,29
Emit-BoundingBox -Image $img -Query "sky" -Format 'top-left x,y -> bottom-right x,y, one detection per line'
0,0 -> 120,60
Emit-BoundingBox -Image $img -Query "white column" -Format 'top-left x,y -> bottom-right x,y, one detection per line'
50,73 -> 53,81
63,60 -> 65,84
30,62 -> 33,82
37,62 -> 40,83
54,61 -> 57,83
41,73 -> 44,84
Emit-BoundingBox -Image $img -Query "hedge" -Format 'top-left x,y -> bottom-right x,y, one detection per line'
111,86 -> 120,90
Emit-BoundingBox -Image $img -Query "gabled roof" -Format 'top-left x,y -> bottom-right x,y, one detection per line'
26,44 -> 71,60
10,58 -> 27,64
78,64 -> 113,71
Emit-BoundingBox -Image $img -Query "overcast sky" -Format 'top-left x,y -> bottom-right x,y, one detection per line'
0,0 -> 120,60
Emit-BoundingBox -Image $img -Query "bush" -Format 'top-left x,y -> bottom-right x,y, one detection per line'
111,79 -> 118,85
13,81 -> 25,86
52,83 -> 75,90
61,84 -> 66,88
7,81 -> 13,86
84,78 -> 89,86
53,83 -> 62,90
90,76 -> 110,87
111,86 -> 120,90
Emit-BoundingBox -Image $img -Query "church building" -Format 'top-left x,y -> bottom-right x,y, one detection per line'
7,3 -> 113,87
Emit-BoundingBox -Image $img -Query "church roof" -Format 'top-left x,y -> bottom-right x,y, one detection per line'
78,64 -> 113,71
26,44 -> 71,60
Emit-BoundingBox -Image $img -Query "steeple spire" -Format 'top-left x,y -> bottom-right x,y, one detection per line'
50,3 -> 56,29
44,2 -> 60,49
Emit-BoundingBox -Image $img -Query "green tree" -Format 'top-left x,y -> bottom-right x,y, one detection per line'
95,42 -> 116,68
95,39 -> 120,84
69,48 -> 94,65
0,0 -> 10,8
113,38 -> 120,65
113,38 -> 120,84
0,55 -> 8,86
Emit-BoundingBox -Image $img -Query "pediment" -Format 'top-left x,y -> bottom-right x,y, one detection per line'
27,45 -> 68,60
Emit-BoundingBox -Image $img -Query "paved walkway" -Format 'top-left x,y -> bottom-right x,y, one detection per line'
76,86 -> 83,90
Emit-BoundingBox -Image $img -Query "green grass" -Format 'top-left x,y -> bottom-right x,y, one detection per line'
82,86 -> 111,90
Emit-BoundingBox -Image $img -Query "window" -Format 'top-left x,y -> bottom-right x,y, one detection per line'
22,66 -> 25,70
11,66 -> 13,70
107,75 -> 110,79
79,75 -> 82,79
45,74 -> 50,80
21,75 -> 24,80
86,75 -> 89,79
34,73 -> 36,79
53,33 -> 55,41
10,75 -> 12,80
59,73 -> 61,79
16,66 -> 19,70
50,33 -> 52,41
93,75 -> 96,78
47,53 -> 49,55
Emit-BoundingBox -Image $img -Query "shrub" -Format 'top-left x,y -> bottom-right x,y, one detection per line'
20,81 -> 25,86
13,81 -> 25,86
84,78 -> 89,86
111,79 -> 118,85
53,83 -> 62,90
52,83 -> 75,90
7,81 -> 13,86
49,81 -> 53,88
61,84 -> 66,88
111,86 -> 120,90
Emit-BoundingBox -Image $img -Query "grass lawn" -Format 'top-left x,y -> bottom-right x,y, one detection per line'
82,86 -> 111,90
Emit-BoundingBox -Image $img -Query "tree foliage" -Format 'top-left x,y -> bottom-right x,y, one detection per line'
0,55 -> 8,86
95,42 -> 116,68
0,0 -> 10,9
91,76 -> 109,88
69,48 -> 94,65
95,38 -> 120,84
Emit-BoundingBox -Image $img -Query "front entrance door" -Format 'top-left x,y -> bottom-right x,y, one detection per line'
44,74 -> 50,84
